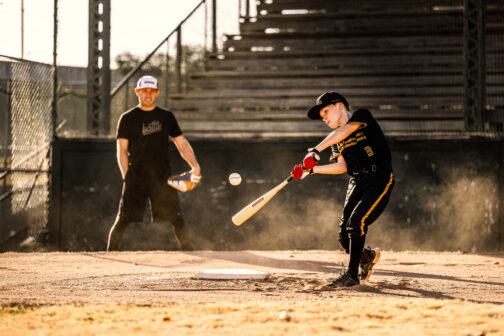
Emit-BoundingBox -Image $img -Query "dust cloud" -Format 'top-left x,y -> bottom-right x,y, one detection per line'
372,167 -> 499,252
244,166 -> 499,252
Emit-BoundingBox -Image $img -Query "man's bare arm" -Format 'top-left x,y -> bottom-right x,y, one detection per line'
117,138 -> 129,179
172,135 -> 201,176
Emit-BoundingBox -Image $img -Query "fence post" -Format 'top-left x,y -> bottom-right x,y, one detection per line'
2,80 -> 11,203
48,139 -> 62,248
204,0 -> 208,71
176,26 -> 182,94
4,80 -> 11,159
212,0 -> 217,52
165,39 -> 170,106
124,80 -> 129,112
52,0 -> 58,139
500,140 -> 504,250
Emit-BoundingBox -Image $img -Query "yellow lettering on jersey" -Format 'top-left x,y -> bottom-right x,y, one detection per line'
337,134 -> 367,152
364,146 -> 374,157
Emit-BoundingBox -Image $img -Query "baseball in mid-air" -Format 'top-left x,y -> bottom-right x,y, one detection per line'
229,173 -> 242,186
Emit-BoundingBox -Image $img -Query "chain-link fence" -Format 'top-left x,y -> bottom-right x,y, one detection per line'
0,0 -> 253,249
0,56 -> 54,247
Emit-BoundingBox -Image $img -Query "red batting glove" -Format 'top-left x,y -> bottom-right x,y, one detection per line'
291,164 -> 304,179
292,164 -> 314,180
303,148 -> 320,170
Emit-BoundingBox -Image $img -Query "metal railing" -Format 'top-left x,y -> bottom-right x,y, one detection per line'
108,0 -> 255,135
110,0 -> 206,99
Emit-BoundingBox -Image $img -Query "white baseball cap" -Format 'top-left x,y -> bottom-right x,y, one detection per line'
136,75 -> 158,89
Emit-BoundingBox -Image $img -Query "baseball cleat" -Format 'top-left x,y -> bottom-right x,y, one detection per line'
359,247 -> 381,281
325,271 -> 360,288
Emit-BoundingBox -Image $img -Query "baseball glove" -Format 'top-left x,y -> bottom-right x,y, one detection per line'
167,171 -> 202,192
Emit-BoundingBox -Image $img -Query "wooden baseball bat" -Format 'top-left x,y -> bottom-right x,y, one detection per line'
232,175 -> 293,226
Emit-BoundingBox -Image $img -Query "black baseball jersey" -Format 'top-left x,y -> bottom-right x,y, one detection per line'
333,108 -> 392,176
117,106 -> 182,169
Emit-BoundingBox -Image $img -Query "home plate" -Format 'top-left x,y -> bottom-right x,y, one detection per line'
192,268 -> 270,280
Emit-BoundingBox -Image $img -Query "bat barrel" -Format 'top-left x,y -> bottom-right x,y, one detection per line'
232,175 -> 293,226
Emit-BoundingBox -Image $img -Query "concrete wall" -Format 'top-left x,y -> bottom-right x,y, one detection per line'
49,137 -> 504,252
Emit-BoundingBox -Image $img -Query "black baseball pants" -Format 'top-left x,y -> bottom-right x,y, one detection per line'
338,170 -> 394,253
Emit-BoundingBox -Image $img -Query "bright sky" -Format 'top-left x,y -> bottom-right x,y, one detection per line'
0,0 -> 239,68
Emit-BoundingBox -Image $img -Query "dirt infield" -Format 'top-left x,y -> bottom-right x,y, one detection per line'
1,250 -> 503,335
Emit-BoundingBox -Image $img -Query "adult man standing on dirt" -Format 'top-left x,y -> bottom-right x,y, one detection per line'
291,92 -> 394,287
107,75 -> 201,251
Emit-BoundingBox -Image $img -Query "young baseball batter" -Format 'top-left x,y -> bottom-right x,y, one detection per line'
291,92 -> 394,287
107,75 -> 201,251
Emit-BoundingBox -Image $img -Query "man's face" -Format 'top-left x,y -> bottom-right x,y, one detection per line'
319,103 -> 344,129
135,88 -> 159,108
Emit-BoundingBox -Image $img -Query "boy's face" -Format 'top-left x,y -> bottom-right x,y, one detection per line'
319,103 -> 344,129
135,88 -> 160,108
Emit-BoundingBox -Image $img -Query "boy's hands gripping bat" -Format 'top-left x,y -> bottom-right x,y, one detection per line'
303,148 -> 320,169
291,164 -> 313,180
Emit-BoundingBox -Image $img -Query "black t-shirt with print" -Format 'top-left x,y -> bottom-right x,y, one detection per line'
333,108 -> 392,176
116,106 -> 182,170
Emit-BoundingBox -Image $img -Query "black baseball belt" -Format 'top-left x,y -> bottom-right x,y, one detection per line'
351,164 -> 392,176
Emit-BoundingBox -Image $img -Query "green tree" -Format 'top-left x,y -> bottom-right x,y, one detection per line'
113,45 -> 205,78
113,52 -> 141,76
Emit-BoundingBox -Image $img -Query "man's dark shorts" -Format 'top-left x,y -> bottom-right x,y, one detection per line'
117,167 -> 182,223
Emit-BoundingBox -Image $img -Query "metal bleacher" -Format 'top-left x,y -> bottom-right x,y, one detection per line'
168,0 -> 504,139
